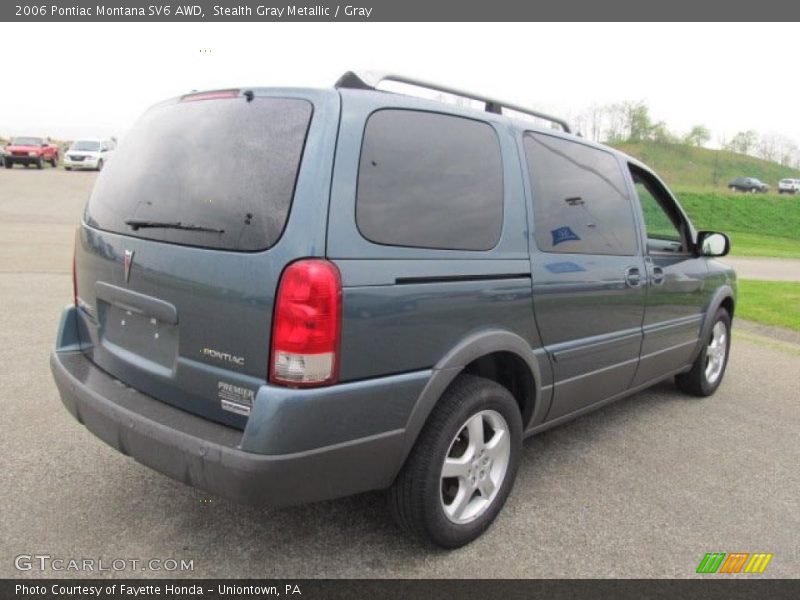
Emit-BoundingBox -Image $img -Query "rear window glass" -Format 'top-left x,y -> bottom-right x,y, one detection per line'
85,96 -> 312,251
356,109 -> 503,251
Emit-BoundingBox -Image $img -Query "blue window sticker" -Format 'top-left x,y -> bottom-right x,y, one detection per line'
551,226 -> 581,246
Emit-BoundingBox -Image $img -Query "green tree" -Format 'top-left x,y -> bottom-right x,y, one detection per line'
727,130 -> 758,155
684,125 -> 711,147
650,121 -> 676,143
622,101 -> 652,142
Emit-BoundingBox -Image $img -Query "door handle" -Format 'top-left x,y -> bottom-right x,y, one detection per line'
651,266 -> 665,285
624,266 -> 642,288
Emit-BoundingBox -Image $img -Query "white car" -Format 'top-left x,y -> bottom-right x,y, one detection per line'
63,139 -> 115,171
778,178 -> 800,194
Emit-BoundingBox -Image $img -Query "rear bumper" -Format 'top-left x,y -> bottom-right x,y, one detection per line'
51,349 -> 409,506
50,308 -> 421,507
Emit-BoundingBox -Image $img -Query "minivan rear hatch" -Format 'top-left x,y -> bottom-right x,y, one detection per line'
74,90 -> 323,428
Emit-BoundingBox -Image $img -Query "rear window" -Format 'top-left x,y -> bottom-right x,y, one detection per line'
85,96 -> 312,251
356,109 -> 503,251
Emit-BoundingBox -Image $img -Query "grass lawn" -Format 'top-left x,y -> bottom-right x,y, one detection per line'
726,232 -> 800,258
737,280 -> 800,331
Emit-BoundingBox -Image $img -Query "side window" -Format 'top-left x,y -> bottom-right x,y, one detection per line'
356,109 -> 503,251
523,133 -> 638,256
629,165 -> 688,253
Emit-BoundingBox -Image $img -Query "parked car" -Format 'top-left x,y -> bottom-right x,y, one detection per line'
63,139 -> 115,171
778,178 -> 800,194
728,177 -> 769,193
3,136 -> 59,169
50,72 -> 737,548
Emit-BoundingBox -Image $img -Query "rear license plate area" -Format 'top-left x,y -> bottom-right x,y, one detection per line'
98,301 -> 178,375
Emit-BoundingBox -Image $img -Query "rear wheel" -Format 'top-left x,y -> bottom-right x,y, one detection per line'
675,309 -> 731,397
49,156 -> 58,167
729,186 -> 736,192
4,161 -> 11,169
96,159 -> 104,172
64,166 -> 71,171
389,375 -> 522,548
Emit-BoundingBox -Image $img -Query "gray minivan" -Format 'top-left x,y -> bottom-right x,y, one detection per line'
51,72 -> 736,548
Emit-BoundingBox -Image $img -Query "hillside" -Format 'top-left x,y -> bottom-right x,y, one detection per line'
611,141 -> 800,189
674,191 -> 800,257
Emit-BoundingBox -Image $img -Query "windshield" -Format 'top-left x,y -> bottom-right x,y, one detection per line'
85,95 -> 312,251
71,141 -> 102,151
10,137 -> 43,146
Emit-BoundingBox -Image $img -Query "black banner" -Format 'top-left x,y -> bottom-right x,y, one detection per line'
1,0 -> 798,22
3,579 -> 800,600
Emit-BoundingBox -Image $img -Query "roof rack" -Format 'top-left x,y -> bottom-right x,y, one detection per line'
335,71 -> 572,134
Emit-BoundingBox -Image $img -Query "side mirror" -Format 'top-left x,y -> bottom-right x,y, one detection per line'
697,231 -> 730,257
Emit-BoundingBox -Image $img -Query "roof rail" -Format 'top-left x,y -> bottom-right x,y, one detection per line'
335,71 -> 572,134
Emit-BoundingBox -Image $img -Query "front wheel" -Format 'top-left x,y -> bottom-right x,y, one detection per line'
49,156 -> 58,168
675,309 -> 731,396
389,375 -> 522,548
4,161 -> 12,169
35,158 -> 44,169
729,186 -> 737,192
96,159 -> 104,172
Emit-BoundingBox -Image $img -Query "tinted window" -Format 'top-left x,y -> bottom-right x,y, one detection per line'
357,110 -> 503,251
524,133 -> 638,255
85,96 -> 312,251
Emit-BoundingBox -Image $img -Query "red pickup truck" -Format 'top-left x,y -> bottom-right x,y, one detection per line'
3,137 -> 60,169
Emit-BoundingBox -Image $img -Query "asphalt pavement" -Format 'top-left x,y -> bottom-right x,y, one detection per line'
1,168 -> 798,578
721,257 -> 800,282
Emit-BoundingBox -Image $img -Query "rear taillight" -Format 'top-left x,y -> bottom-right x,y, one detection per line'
270,259 -> 342,388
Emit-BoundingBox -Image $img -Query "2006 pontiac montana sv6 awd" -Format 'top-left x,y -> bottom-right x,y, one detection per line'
51,72 -> 736,548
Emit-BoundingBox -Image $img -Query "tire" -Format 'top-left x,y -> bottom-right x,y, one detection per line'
675,308 -> 731,397
36,158 -> 43,170
49,156 -> 57,168
729,186 -> 736,192
64,166 -> 71,171
4,161 -> 11,169
96,159 -> 104,172
389,374 -> 523,548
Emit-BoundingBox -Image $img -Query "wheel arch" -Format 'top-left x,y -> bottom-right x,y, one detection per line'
688,285 -> 735,364
397,330 -> 543,466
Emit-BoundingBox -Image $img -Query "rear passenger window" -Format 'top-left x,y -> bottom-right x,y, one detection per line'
357,110 -> 503,251
523,133 -> 638,256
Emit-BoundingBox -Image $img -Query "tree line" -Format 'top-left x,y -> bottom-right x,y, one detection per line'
570,101 -> 800,169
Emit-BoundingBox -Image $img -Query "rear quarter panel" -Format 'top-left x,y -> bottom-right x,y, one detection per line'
327,91 -> 544,386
